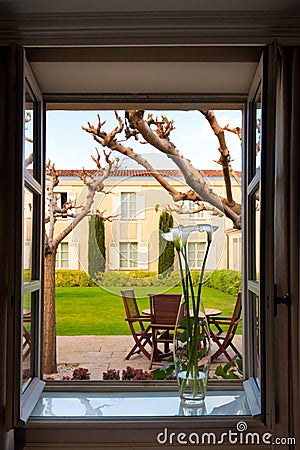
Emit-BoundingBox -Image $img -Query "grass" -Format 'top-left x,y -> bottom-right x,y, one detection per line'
55,286 -> 242,335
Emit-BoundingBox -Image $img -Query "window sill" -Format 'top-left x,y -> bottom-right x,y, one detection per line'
17,385 -> 269,450
31,386 -> 251,418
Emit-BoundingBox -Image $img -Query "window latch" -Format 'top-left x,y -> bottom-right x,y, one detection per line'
274,284 -> 291,316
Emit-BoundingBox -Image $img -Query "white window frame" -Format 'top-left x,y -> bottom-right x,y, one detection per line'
120,192 -> 137,219
119,241 -> 138,269
55,241 -> 69,269
187,241 -> 205,269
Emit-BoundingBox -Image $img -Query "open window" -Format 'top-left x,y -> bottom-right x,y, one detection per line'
4,48 -> 45,428
4,44 -> 280,447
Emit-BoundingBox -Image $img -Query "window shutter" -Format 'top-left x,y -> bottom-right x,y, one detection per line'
136,191 -> 145,219
111,193 -> 120,216
109,242 -> 119,270
69,242 -> 79,270
68,191 -> 76,202
137,242 -> 148,269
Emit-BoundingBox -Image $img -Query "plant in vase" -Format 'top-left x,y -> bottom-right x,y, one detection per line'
162,224 -> 218,403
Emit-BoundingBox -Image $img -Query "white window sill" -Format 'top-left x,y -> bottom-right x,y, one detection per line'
31,389 -> 251,418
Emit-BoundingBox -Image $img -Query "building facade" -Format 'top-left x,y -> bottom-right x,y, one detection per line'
42,169 -> 242,274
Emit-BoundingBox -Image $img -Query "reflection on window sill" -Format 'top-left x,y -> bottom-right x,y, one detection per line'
31,390 -> 251,418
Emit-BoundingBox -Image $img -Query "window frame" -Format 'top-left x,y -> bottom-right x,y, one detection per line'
119,241 -> 138,269
55,241 -> 70,269
187,241 -> 206,269
7,45 -> 279,445
4,50 -> 46,429
120,192 -> 137,220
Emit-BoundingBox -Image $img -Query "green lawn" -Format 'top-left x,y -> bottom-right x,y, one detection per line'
55,286 -> 241,335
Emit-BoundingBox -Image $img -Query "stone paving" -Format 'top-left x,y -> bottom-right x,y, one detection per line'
54,335 -> 243,380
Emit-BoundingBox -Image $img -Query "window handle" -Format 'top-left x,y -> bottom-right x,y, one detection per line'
274,283 -> 291,317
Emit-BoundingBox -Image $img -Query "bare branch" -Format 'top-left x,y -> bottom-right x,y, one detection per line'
127,110 -> 241,228
45,151 -> 116,252
199,109 -> 235,206
82,110 -> 242,229
82,111 -> 124,147
51,153 -> 115,248
164,201 -> 224,217
223,124 -> 242,140
45,160 -> 59,247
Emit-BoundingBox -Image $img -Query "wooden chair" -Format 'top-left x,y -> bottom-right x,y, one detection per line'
121,289 -> 152,361
149,293 -> 182,369
208,291 -> 242,363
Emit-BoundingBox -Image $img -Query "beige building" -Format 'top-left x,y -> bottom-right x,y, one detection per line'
37,169 -> 242,274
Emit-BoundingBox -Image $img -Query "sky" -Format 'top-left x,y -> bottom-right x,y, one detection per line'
45,109 -> 242,172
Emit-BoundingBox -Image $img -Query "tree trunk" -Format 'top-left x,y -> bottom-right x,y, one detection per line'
43,250 -> 57,374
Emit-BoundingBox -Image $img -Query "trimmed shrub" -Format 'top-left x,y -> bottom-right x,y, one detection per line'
55,269 -> 202,288
88,216 -> 106,278
158,211 -> 174,275
55,270 -> 96,287
204,270 -> 242,296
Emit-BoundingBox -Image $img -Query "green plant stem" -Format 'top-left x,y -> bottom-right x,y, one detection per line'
177,250 -> 192,359
177,235 -> 212,399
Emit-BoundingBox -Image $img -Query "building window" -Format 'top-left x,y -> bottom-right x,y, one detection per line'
187,242 -> 205,269
121,192 -> 137,219
56,242 -> 69,268
56,192 -> 68,217
119,242 -> 138,269
188,200 -> 205,218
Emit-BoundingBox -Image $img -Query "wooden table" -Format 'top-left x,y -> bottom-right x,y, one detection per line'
142,308 -> 221,318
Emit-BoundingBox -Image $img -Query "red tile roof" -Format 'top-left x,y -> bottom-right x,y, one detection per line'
54,169 -> 241,178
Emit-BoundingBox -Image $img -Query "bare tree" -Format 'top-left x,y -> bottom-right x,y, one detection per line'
43,150 -> 115,374
82,110 -> 242,229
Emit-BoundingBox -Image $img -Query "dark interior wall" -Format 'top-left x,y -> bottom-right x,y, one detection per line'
0,0 -> 300,13
0,46 -> 14,450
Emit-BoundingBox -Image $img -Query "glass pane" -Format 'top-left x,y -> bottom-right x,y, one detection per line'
24,188 -> 33,281
119,243 -> 128,268
22,294 -> 32,387
255,91 -> 262,171
255,187 -> 260,281
254,295 -> 261,384
121,193 -> 136,219
24,82 -> 34,174
129,243 -> 137,268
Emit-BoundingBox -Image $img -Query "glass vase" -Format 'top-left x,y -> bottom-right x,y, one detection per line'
173,297 -> 211,404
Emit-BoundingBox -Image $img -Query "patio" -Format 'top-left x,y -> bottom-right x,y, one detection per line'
54,335 -> 243,380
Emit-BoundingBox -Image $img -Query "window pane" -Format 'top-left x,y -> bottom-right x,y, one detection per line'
22,294 -> 32,388
121,193 -> 136,219
255,188 -> 260,281
24,188 -> 33,281
24,82 -> 34,174
187,242 -> 204,269
56,242 -> 69,268
254,294 -> 261,384
119,242 -> 137,268
255,91 -> 261,171
120,243 -> 128,268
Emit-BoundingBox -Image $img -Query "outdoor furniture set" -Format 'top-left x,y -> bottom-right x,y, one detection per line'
121,289 -> 242,369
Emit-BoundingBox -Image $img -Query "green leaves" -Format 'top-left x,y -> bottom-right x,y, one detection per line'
213,359 -> 243,379
152,357 -> 175,380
